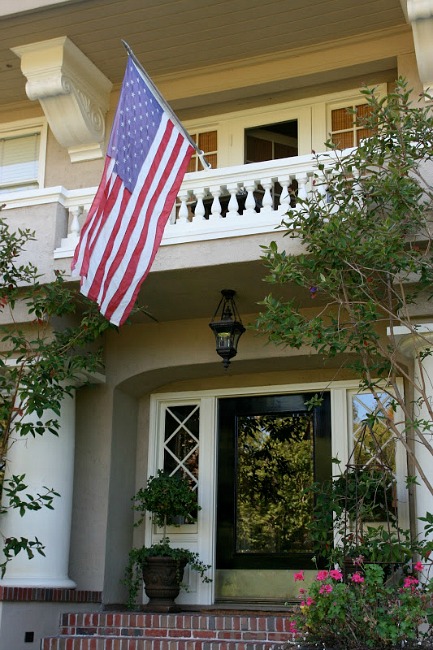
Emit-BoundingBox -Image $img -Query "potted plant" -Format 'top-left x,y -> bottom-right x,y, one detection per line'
124,469 -> 211,611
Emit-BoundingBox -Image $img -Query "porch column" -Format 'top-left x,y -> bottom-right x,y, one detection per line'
393,324 -> 433,540
0,392 -> 76,587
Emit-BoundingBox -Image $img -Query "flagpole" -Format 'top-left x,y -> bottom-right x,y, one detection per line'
121,40 -> 211,169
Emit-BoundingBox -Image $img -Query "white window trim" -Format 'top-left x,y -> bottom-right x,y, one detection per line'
147,395 -> 216,606
183,85 -> 388,167
0,117 -> 48,192
326,85 -> 387,148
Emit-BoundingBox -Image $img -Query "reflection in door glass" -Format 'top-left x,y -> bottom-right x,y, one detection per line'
351,393 -> 396,472
236,412 -> 314,553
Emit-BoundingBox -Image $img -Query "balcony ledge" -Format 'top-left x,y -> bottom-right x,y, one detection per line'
0,152 -> 323,260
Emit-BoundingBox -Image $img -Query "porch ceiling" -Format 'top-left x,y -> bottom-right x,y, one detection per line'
1,0 -> 407,107
134,259 -> 301,325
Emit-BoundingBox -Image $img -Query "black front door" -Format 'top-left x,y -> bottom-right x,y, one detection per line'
216,393 -> 331,572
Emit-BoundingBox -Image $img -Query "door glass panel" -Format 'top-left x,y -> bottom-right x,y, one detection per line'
236,412 -> 314,554
163,404 -> 199,492
349,392 -> 397,522
351,392 -> 396,471
217,393 -> 331,572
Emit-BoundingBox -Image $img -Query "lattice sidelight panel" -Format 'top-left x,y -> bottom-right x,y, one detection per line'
163,404 -> 200,492
351,392 -> 396,474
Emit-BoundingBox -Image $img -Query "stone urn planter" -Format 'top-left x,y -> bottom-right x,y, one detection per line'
142,556 -> 188,612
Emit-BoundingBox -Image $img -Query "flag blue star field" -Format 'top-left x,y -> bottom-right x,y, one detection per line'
72,56 -> 194,326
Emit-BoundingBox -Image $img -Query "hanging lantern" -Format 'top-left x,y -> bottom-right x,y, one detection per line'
209,289 -> 245,369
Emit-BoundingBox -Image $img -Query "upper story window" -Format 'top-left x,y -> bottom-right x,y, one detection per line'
187,130 -> 218,171
0,120 -> 47,193
329,102 -> 374,149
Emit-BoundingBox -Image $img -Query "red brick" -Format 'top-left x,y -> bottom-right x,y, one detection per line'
146,628 -> 168,637
168,630 -> 191,638
178,614 -> 192,629
274,617 -> 285,632
192,630 -> 216,639
244,631 -> 268,640
112,639 -> 123,650
268,632 -> 290,642
217,631 -> 242,640
256,618 -> 267,631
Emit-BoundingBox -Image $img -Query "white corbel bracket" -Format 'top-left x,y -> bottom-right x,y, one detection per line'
407,0 -> 433,101
12,36 -> 113,162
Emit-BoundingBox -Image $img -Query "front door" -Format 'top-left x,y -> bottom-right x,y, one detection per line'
216,392 -> 331,602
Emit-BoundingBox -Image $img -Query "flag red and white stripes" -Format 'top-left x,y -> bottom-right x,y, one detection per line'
72,55 -> 194,326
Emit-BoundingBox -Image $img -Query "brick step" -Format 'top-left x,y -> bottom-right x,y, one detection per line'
41,611 -> 294,650
42,639 -> 279,650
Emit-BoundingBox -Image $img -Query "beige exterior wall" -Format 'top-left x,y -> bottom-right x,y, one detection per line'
68,312 -> 360,599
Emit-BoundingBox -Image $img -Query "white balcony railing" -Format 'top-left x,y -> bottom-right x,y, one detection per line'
0,153 -> 324,260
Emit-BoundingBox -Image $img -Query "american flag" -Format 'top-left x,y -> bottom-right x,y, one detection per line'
72,55 -> 194,326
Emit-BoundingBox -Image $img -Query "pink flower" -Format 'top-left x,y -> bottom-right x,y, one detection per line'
294,571 -> 305,582
403,576 -> 419,589
316,570 -> 329,581
351,572 -> 365,584
288,620 -> 298,634
298,588 -> 306,594
319,583 -> 333,594
353,555 -> 365,566
329,569 -> 343,581
413,561 -> 424,572
306,597 -> 315,606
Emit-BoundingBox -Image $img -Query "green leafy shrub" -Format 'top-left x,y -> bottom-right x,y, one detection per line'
289,562 -> 433,649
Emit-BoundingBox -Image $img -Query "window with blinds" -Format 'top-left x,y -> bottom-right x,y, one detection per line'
0,129 -> 43,193
330,103 -> 374,149
187,130 -> 217,172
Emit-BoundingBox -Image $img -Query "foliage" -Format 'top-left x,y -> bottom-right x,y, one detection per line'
0,215 -> 111,576
289,562 -> 433,649
132,469 -> 199,531
237,413 -> 314,553
256,78 -> 433,495
308,456 -> 402,564
125,470 -> 211,609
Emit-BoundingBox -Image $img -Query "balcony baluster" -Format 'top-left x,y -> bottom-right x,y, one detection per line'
193,189 -> 207,222
260,179 -> 273,217
243,181 -> 257,219
209,188 -> 223,221
226,184 -> 240,219
278,176 -> 292,218
178,191 -> 190,224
